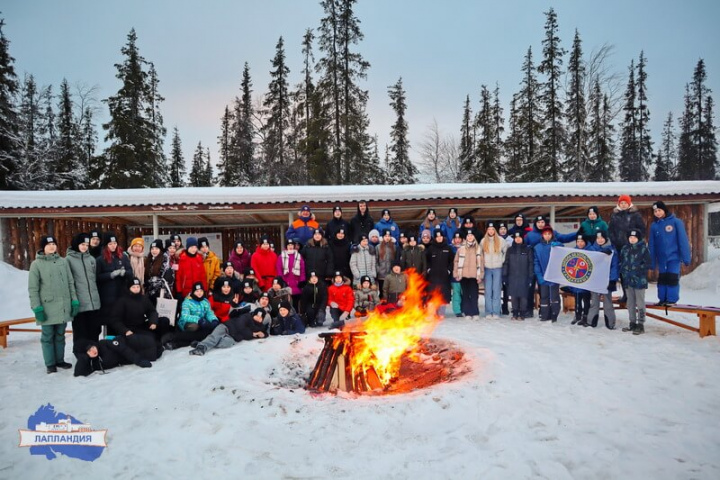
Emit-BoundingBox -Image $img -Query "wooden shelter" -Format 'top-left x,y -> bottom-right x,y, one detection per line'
1,181 -> 719,273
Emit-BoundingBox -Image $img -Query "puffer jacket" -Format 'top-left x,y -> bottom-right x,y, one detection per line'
620,242 -> 652,289
250,247 -> 278,292
66,247 -> 101,312
350,244 -> 377,286
28,252 -> 78,325
649,214 -> 691,270
400,244 -> 426,274
533,239 -> 562,284
178,295 -> 219,331
203,251 -> 222,291
354,287 -> 380,311
481,236 -> 508,269
374,217 -> 400,243
301,238 -> 334,279
453,241 -> 484,281
175,250 -> 206,299
609,205 -> 646,251
580,217 -> 609,243
382,271 -> 408,303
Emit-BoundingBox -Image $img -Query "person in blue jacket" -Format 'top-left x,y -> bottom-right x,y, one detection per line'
270,301 -> 306,335
440,208 -> 462,245
586,231 -> 620,329
286,205 -> 319,246
375,209 -> 400,243
525,215 -> 577,247
649,201 -> 691,306
533,227 -> 563,322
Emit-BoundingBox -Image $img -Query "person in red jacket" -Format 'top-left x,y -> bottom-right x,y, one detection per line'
327,271 -> 354,329
175,237 -> 207,299
251,235 -> 278,292
210,279 -> 239,322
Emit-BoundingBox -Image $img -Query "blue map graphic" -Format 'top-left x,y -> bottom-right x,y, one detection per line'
27,404 -> 104,461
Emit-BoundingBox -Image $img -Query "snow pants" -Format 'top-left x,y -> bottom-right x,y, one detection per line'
538,283 -> 560,321
41,323 -> 67,367
657,260 -> 681,304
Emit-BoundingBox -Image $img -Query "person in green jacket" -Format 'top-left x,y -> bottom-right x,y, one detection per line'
28,235 -> 79,374
579,206 -> 609,244
66,232 -> 102,343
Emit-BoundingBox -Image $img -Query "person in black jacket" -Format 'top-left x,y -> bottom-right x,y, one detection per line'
301,271 -> 328,327
95,232 -> 132,329
189,308 -> 268,356
73,336 -> 154,377
349,201 -> 375,245
109,278 -> 159,336
425,229 -> 454,311
329,228 -> 352,282
502,232 -> 535,320
325,206 -> 351,240
301,229 -> 334,281
608,194 -> 646,302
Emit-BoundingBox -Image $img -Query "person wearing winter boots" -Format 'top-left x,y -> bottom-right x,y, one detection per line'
569,235 -> 592,326
481,221 -> 508,319
426,229 -> 453,315
189,308 -> 268,356
66,233 -> 101,343
579,206 -> 609,244
286,204 -> 320,247
621,230 -> 653,334
502,232 -> 534,320
96,232 -> 132,331
276,239 -> 305,309
301,271 -> 328,327
649,201 -> 691,306
586,231 -> 620,329
453,229 -> 483,320
328,272 -> 354,329
251,236 -> 278,292
497,221 -> 512,314
354,276 -> 380,317
29,235 -> 79,374
270,301 -> 306,336
325,206 -> 351,241
375,209 -> 400,243
533,227 -> 563,322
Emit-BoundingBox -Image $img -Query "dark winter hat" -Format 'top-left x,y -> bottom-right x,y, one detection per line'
150,239 -> 164,251
596,231 -> 609,242
171,234 -> 182,243
185,237 -> 198,249
409,234 -> 418,242
498,221 -> 507,229
392,260 -> 402,268
359,234 -> 369,241
89,230 -> 102,239
360,275 -> 371,285
260,292 -> 270,299
130,277 -> 142,288
313,228 -> 324,237
576,234 -> 586,243
453,232 -> 462,240
382,229 -> 392,237
192,282 -> 204,292
273,276 -> 287,288
245,268 -> 256,276
279,300 -> 292,311
541,226 -> 554,235
434,229 -> 444,238
234,240 -> 244,249
628,230 -> 643,241
40,235 -> 57,248
71,233 -> 90,251
198,237 -> 210,248
535,215 -> 546,223
587,206 -> 599,216
399,231 -> 407,239
463,216 -> 474,224
333,206 -> 343,213
260,235 -> 270,245
102,232 -> 118,246
224,261 -> 234,270
309,271 -> 318,278
220,280 -> 232,288
337,228 -> 346,235
653,201 -> 669,215
164,239 -> 174,250
515,213 -> 526,220
513,231 -> 524,240
252,308 -> 265,319
243,281 -> 253,289
333,270 -> 343,278
427,208 -> 437,216
486,221 -> 496,229
286,239 -> 296,246
300,204 -> 311,212
381,209 -> 391,217
449,207 -> 458,215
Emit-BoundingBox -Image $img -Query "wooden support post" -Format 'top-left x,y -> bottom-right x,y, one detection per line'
698,312 -> 716,337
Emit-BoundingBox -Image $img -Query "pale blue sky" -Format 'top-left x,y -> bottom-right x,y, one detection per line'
3,0 -> 719,174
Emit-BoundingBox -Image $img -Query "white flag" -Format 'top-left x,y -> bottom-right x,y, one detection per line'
544,247 -> 612,294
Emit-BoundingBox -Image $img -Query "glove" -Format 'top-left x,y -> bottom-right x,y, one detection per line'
210,320 -> 220,329
119,267 -> 126,276
603,249 -> 612,256
71,300 -> 80,317
110,269 -> 123,278
340,311 -> 349,321
33,306 -> 46,323
607,280 -> 617,292
330,302 -> 339,309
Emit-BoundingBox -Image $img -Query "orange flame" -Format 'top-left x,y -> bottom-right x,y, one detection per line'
333,269 -> 445,388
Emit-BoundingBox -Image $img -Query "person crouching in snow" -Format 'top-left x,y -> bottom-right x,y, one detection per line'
649,200 -> 691,307
189,308 -> 268,356
621,230 -> 652,335
73,337 -> 154,376
586,231 -> 620,329
328,271 -> 354,329
271,301 -> 306,336
28,235 -> 79,374
354,275 -> 380,318
301,271 -> 328,328
178,282 -> 219,334
210,279 -> 239,322
533,227 -> 563,322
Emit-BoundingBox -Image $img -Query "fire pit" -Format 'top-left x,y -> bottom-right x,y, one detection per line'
306,270 -> 470,395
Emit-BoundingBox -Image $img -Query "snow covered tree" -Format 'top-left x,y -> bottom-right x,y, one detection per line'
563,30 -> 589,181
537,7 -> 566,182
458,95 -> 474,181
635,51 -> 653,180
232,62 -> 255,186
13,75 -> 48,189
677,59 -> 717,180
587,81 -> 616,181
471,85 -> 502,182
0,18 -> 19,190
188,141 -> 210,187
101,29 -> 166,189
262,36 -> 291,185
619,59 -> 642,181
204,147 -> 214,186
81,106 -> 100,188
504,94 -> 523,182
168,126 -> 186,187
145,62 -> 168,187
386,77 -> 416,184
654,112 -> 676,181
216,106 -> 233,186
514,47 -> 543,182
55,78 -> 85,189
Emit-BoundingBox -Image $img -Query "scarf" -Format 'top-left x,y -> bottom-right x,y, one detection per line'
456,242 -> 483,278
281,251 -> 302,277
128,250 -> 145,286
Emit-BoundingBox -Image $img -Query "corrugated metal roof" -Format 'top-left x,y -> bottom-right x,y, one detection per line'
1,181 -> 719,210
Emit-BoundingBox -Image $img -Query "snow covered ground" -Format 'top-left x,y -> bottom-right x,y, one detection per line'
1,261 -> 719,479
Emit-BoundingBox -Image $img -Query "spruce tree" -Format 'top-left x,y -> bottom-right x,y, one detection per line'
492,84 -> 505,179
169,126 -> 186,187
654,112 -> 676,181
587,81 -> 616,181
216,106 -> 232,186
54,79 -> 85,189
537,8 -> 566,181
471,85 -> 501,182
102,29 -> 165,188
635,51 -> 653,180
204,147 -> 214,186
564,30 -> 589,181
14,75 -> 48,189
0,18 -> 19,190
515,47 -> 543,182
81,106 -> 100,188
386,77 -> 416,184
188,141 -> 206,187
619,59 -> 641,181
233,62 -> 255,186
504,94 -> 523,182
458,95 -> 474,181
146,62 -> 168,187
262,37 -> 291,185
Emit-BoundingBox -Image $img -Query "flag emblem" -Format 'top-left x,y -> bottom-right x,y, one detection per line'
561,252 -> 593,284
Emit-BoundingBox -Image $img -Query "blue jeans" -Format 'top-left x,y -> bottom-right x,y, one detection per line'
484,268 -> 503,316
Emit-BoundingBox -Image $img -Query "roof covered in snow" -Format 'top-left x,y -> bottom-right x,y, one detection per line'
2,181 -> 719,210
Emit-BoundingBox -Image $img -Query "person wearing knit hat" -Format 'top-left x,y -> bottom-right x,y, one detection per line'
229,239 -> 252,278
175,235 -> 206,300
608,195 -> 646,303
144,238 -> 167,302
481,220 -> 508,319
400,232 -> 427,276
507,213 -> 531,240
128,237 -> 146,292
426,223 -> 453,315
580,206 -> 609,244
586,229 -> 620,329
533,225 -> 564,322
325,205 -> 351,243
251,235 -> 277,292
301,227 -> 334,282
503,226 -> 534,321
29,233 -> 79,374
188,305 -> 268,356
368,229 -> 381,247
177,280 -> 219,333
374,209 -> 400,243
66,232 -> 101,343
276,237 -> 306,310
286,204 -> 320,247
419,208 -> 441,238
301,269 -> 328,327
88,230 -> 103,258
354,274 -> 380,318
196,237 -> 221,295
453,227 -> 483,320
383,260 -> 408,306
327,269 -> 354,329
649,200 -> 691,307
271,299 -> 306,335
441,208 -> 462,246
96,231 -> 132,332
349,200 -> 375,245
376,228 -> 397,295
619,228 -> 653,334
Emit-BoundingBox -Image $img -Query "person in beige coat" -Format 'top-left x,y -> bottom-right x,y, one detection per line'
453,230 -> 483,320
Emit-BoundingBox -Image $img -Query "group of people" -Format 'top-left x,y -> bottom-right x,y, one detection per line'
27,196 -> 691,376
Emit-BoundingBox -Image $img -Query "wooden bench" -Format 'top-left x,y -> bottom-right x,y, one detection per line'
0,317 -> 72,348
634,303 -> 718,338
